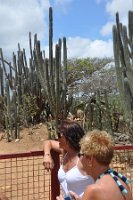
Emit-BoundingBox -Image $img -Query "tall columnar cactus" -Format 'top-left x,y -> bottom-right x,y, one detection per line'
113,11 -> 133,124
95,90 -> 102,130
103,89 -> 112,134
0,48 -> 8,80
5,79 -> 13,140
34,7 -> 71,131
12,88 -> 20,139
0,64 -> 4,96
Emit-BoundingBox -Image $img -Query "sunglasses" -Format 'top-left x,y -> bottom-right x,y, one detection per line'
78,152 -> 85,157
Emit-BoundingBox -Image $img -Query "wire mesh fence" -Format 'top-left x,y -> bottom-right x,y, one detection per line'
112,146 -> 133,194
0,146 -> 132,199
0,151 -> 51,200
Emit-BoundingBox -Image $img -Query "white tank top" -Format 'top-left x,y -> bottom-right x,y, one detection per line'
58,164 -> 94,198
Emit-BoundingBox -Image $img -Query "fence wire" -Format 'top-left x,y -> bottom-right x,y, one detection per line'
0,151 -> 51,200
112,146 -> 133,194
0,146 -> 132,200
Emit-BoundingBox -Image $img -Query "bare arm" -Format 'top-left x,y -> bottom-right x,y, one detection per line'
43,140 -> 62,154
69,185 -> 99,200
43,140 -> 63,171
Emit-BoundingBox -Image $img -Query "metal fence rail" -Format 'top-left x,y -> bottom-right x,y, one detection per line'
0,151 -> 51,200
0,146 -> 132,200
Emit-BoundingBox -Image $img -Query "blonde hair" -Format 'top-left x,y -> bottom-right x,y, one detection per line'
80,129 -> 114,165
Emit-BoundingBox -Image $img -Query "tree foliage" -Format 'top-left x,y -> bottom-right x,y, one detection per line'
67,57 -> 117,97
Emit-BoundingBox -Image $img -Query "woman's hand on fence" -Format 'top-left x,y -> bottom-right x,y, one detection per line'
43,154 -> 54,171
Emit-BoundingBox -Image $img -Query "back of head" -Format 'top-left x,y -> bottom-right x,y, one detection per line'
58,120 -> 85,152
80,129 -> 114,165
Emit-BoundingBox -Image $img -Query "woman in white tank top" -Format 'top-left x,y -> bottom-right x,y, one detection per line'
43,121 -> 94,200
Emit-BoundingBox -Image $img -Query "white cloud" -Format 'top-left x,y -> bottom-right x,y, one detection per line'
44,36 -> 113,59
100,21 -> 114,36
0,0 -> 50,59
67,37 -> 113,58
0,0 -> 122,61
106,0 -> 132,18
100,0 -> 132,36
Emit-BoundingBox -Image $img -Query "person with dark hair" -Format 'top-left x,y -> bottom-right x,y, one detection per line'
67,130 -> 132,200
43,121 -> 94,200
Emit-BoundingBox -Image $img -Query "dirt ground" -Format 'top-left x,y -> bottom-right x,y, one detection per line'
0,123 -> 51,200
0,123 -> 48,154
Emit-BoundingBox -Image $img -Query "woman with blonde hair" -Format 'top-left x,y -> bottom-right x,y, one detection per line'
67,130 -> 132,200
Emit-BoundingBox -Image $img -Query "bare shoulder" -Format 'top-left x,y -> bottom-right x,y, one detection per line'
83,184 -> 104,200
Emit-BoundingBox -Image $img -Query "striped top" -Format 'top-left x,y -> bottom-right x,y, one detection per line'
96,168 -> 130,196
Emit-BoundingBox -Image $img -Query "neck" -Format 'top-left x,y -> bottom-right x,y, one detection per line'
66,150 -> 78,158
92,165 -> 110,181
63,150 -> 79,164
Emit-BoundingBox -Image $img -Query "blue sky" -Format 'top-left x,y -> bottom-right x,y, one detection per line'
0,0 -> 132,60
51,0 -> 108,40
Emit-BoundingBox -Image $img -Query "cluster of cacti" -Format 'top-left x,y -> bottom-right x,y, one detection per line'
84,89 -> 113,134
113,11 -> 133,129
33,7 -> 72,133
0,32 -> 43,141
0,7 -> 71,140
0,45 -> 43,140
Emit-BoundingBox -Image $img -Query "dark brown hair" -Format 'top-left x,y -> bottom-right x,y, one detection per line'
58,120 -> 85,152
